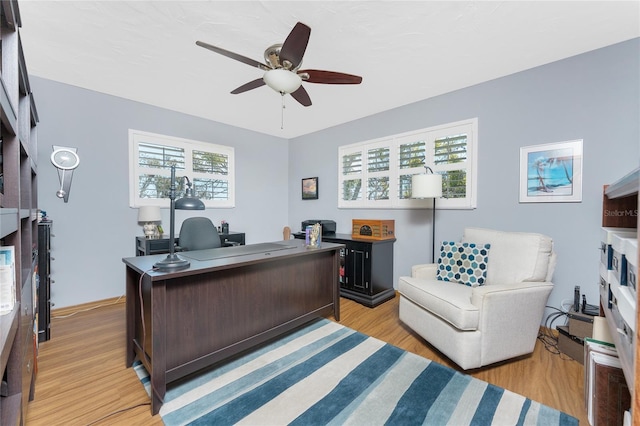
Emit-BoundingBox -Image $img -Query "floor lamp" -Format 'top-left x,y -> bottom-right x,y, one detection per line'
412,166 -> 443,263
154,165 -> 205,272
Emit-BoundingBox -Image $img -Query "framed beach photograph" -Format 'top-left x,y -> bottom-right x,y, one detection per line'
302,177 -> 318,200
519,139 -> 583,203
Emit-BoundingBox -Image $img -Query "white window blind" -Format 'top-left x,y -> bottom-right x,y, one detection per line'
338,118 -> 477,209
129,130 -> 235,208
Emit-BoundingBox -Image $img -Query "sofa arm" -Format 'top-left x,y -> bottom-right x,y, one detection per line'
412,263 -> 437,279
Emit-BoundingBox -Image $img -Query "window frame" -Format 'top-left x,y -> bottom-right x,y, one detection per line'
338,118 -> 478,209
128,129 -> 235,208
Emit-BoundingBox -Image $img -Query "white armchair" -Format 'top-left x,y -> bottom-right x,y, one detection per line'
398,227 -> 556,370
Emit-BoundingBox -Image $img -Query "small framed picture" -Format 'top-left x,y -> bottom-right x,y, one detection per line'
302,177 -> 318,200
519,139 -> 583,203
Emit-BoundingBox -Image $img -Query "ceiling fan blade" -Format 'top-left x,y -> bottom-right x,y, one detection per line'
279,22 -> 311,70
290,85 -> 312,107
299,69 -> 362,84
196,41 -> 270,70
231,78 -> 266,94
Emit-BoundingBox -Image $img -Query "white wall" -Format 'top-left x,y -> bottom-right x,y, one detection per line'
288,38 -> 640,317
32,38 -> 639,316
32,79 -> 289,308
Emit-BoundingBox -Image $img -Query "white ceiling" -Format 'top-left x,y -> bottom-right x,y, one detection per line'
18,1 -> 640,139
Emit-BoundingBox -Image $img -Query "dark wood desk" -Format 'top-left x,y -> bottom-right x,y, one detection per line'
123,240 -> 342,415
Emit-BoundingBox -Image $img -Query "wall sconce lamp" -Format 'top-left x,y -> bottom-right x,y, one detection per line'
411,166 -> 443,263
153,165 -> 205,272
50,145 -> 80,203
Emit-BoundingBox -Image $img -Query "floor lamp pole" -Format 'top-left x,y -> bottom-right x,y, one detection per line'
432,197 -> 437,264
411,166 -> 442,265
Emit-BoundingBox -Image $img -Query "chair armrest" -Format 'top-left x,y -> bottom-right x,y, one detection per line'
470,281 -> 553,305
470,281 -> 554,366
412,263 -> 437,279
470,281 -> 554,328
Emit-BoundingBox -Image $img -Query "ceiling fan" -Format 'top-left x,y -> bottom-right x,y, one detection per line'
196,22 -> 362,107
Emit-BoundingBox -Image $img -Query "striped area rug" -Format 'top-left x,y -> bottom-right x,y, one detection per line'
134,319 -> 578,425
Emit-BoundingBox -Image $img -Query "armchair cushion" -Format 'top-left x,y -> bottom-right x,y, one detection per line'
436,241 -> 490,287
398,276 -> 479,330
462,227 -> 553,285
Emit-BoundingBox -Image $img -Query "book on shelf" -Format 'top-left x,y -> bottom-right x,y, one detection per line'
0,246 -> 16,315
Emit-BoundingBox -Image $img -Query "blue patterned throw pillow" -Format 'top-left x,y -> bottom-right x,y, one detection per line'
436,241 -> 491,287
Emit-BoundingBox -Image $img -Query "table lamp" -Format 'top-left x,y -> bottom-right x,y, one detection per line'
412,166 -> 443,263
154,165 -> 205,272
138,206 -> 162,239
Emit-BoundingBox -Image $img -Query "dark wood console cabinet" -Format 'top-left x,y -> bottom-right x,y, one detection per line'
295,233 -> 395,307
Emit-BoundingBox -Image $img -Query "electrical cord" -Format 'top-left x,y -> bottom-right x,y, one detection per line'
137,267 -> 165,405
52,295 -> 124,319
537,306 -> 573,360
559,298 -> 575,313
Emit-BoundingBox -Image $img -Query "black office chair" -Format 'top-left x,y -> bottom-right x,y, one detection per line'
177,217 -> 222,251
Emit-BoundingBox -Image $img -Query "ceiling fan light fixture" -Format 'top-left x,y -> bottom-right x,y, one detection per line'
263,69 -> 302,94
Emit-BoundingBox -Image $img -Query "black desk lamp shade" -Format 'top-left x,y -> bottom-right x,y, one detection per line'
154,166 -> 205,272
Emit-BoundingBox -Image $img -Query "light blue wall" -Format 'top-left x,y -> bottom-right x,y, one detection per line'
32,78 -> 289,308
288,38 -> 640,315
33,38 -> 639,313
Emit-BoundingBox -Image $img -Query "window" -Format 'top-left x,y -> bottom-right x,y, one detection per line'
129,130 -> 235,208
338,118 -> 477,209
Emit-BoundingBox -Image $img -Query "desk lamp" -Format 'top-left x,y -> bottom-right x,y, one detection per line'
154,165 -> 205,272
411,166 -> 442,263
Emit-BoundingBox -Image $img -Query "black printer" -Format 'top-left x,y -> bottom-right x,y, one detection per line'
301,220 -> 336,235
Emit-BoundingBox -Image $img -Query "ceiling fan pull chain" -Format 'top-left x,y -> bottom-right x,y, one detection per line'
281,93 -> 286,129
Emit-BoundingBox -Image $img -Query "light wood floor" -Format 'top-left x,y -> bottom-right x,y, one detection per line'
25,295 -> 588,425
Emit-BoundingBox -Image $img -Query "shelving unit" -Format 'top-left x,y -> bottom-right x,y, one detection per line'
0,0 -> 39,423
600,167 -> 639,425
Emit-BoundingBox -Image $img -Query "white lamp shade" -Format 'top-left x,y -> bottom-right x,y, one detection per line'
263,69 -> 302,94
412,173 -> 443,198
138,206 -> 161,223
